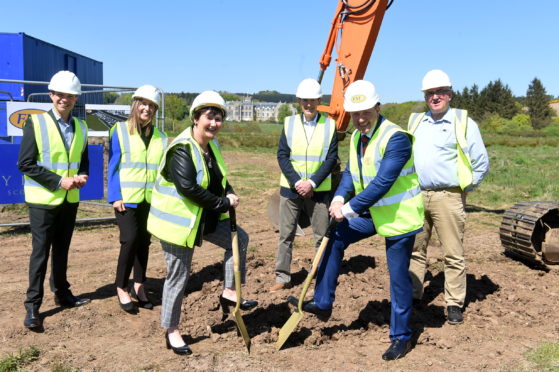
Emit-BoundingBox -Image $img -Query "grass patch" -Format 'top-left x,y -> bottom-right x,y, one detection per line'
0,346 -> 40,372
51,362 -> 77,372
520,342 -> 559,372
228,165 -> 277,194
468,144 -> 559,210
527,342 -> 559,371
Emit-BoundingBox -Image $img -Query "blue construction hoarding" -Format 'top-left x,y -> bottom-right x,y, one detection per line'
0,33 -> 106,203
0,144 -> 104,204
0,32 -> 103,139
0,32 -> 103,103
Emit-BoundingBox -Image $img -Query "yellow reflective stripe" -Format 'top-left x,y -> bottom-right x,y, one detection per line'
150,205 -> 193,227
373,185 -> 421,207
407,112 -> 424,134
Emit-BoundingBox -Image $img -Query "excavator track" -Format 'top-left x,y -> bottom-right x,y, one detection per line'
499,201 -> 559,268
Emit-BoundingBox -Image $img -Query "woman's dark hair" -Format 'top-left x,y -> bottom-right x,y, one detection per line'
192,106 -> 226,122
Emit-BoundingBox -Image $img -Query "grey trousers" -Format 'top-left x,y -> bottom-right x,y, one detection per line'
274,195 -> 329,283
160,219 -> 249,328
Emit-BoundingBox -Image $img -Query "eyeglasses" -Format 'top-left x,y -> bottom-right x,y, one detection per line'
424,89 -> 451,98
53,92 -> 78,100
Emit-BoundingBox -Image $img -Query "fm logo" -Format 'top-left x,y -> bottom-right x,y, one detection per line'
9,109 -> 46,129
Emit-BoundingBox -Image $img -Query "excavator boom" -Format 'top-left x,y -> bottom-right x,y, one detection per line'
317,0 -> 390,132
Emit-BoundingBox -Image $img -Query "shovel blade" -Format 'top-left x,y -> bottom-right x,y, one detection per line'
276,310 -> 305,350
233,309 -> 251,353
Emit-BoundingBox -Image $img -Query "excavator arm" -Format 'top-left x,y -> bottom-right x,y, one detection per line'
317,0 -> 392,132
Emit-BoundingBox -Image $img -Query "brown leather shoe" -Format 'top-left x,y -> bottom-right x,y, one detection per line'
269,282 -> 291,292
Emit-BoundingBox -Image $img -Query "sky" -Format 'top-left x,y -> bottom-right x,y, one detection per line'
2,0 -> 558,103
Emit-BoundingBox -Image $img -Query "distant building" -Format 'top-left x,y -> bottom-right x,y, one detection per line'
549,99 -> 559,116
225,96 -> 295,122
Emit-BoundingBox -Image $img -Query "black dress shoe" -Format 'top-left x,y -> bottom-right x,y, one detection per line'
288,296 -> 332,320
118,297 -> 138,314
131,288 -> 154,310
23,308 -> 42,330
447,306 -> 463,325
218,295 -> 258,314
55,293 -> 91,308
165,332 -> 192,356
382,339 -> 411,360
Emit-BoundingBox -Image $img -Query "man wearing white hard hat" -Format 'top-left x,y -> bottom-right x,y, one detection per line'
407,70 -> 489,325
18,70 -> 91,330
294,80 -> 424,360
108,85 -> 167,314
271,78 -> 338,292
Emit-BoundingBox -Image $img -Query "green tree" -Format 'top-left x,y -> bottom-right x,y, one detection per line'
526,77 -> 554,129
277,104 -> 292,123
115,93 -> 133,106
381,101 -> 425,127
479,79 -> 518,119
165,94 -> 187,133
103,92 -> 118,104
220,92 -> 242,101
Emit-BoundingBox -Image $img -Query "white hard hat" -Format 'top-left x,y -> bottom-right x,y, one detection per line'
190,90 -> 226,117
48,70 -> 81,95
422,69 -> 452,91
295,78 -> 322,99
133,85 -> 161,108
343,80 -> 380,112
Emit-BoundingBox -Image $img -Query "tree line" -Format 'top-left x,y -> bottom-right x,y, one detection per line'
452,77 -> 555,130
103,78 -> 557,135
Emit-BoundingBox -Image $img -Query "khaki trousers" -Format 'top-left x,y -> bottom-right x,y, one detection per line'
409,188 -> 466,307
275,195 -> 330,283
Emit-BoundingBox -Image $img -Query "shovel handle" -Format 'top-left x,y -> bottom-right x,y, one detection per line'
296,218 -> 337,311
308,217 -> 337,277
229,207 -> 237,232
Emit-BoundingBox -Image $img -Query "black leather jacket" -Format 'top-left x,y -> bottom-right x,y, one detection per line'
161,143 -> 232,244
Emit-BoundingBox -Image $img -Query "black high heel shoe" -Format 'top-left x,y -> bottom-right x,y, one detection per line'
117,297 -> 138,314
218,295 -> 258,314
131,287 -> 154,310
165,332 -> 192,355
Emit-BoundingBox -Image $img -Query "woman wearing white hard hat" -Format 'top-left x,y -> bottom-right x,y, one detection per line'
108,85 -> 167,314
146,90 -> 257,355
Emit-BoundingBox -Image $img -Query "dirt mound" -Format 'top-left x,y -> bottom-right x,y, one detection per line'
1,152 -> 558,371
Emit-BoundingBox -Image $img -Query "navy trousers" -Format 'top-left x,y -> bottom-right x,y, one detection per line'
313,216 -> 415,341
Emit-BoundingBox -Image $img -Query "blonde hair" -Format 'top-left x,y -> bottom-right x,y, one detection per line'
127,99 -> 157,135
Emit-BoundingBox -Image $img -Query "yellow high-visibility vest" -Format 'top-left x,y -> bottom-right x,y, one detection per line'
408,108 -> 473,190
111,121 -> 167,203
23,113 -> 87,205
147,127 -> 227,248
279,114 -> 335,191
348,119 -> 424,237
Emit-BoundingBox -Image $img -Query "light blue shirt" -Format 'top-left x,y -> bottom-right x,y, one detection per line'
52,110 -> 74,151
302,113 -> 318,141
412,108 -> 489,191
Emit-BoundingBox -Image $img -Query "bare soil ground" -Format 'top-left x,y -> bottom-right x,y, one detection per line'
1,151 -> 558,371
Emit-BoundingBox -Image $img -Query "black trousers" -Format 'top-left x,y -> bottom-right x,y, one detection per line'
25,201 -> 79,311
114,201 -> 151,289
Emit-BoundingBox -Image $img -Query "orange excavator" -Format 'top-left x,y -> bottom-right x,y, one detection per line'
267,0 -> 393,226
274,1 -> 395,348
317,0 -> 393,134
